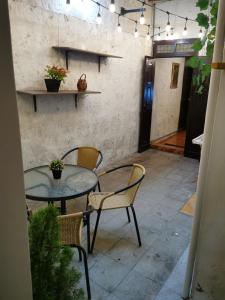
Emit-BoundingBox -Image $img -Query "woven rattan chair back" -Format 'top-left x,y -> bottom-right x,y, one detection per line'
125,164 -> 146,204
58,212 -> 83,246
61,146 -> 103,171
77,147 -> 100,170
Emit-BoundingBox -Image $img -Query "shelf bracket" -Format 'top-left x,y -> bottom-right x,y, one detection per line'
65,50 -> 69,70
74,94 -> 78,108
33,95 -> 37,112
98,56 -> 101,72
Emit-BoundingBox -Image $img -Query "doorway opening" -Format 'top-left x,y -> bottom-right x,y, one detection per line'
151,61 -> 193,155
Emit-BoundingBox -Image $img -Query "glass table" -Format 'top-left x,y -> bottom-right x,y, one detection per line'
24,164 -> 98,214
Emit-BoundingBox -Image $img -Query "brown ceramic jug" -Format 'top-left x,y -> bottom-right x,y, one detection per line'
77,74 -> 87,91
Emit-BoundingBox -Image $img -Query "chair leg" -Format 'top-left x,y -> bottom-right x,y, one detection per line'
78,248 -> 82,262
90,209 -> 102,253
97,181 -> 101,192
77,246 -> 91,300
86,195 -> 89,210
86,212 -> 91,254
130,205 -> 142,247
126,207 -> 131,223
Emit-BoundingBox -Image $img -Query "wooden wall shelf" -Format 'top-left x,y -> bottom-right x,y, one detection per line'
17,90 -> 101,112
52,46 -> 123,72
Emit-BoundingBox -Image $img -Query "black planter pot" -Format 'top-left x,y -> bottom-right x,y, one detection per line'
52,170 -> 62,179
45,79 -> 61,92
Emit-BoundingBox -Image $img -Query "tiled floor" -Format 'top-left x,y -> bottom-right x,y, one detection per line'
28,149 -> 199,299
155,247 -> 189,300
151,131 -> 186,155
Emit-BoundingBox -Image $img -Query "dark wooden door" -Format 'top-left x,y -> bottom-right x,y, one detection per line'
138,57 -> 155,153
178,65 -> 193,130
184,69 -> 209,159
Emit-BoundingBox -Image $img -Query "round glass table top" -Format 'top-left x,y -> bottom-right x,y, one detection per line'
24,164 -> 98,201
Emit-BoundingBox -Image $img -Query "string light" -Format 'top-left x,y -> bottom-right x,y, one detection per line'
134,22 -> 139,38
65,0 -> 199,40
109,0 -> 116,13
146,25 -> 150,40
117,15 -> 122,32
170,27 -> 174,39
182,18 -> 188,36
139,2 -> 145,25
156,27 -> 161,41
96,4 -> 102,24
165,12 -> 171,32
198,28 -> 203,38
136,0 -> 197,24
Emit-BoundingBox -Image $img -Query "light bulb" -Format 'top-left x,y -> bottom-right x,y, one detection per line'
109,1 -> 116,13
165,22 -> 171,32
146,33 -> 150,40
140,13 -> 145,25
199,29 -> 203,38
117,23 -> 122,33
156,34 -> 161,41
66,0 -> 70,4
183,27 -> 188,36
134,29 -> 139,38
96,13 -> 102,24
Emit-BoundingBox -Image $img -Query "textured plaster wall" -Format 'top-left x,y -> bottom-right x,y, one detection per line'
150,57 -> 185,141
9,0 -> 152,169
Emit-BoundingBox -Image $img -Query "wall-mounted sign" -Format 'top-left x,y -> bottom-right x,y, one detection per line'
170,63 -> 180,89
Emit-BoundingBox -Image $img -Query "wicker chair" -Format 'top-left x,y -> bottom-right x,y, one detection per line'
61,146 -> 103,209
58,212 -> 91,300
88,164 -> 145,253
61,146 -> 103,172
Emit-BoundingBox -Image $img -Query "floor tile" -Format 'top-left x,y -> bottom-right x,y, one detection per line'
105,238 -> 147,266
113,269 -> 159,300
89,255 -> 133,293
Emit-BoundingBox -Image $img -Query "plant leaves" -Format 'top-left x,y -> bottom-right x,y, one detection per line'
196,13 -> 209,29
186,56 -> 200,68
192,39 -> 204,52
196,0 -> 209,10
210,0 -> 219,16
206,41 -> 214,57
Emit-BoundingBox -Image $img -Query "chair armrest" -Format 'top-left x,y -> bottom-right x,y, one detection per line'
114,174 -> 145,194
96,164 -> 133,177
61,147 -> 79,160
96,151 -> 103,169
99,192 -> 115,209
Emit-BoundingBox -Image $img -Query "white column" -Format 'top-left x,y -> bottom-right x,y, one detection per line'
183,0 -> 225,298
0,1 -> 33,299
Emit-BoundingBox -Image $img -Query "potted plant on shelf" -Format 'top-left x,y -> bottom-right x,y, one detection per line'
49,159 -> 64,179
45,65 -> 67,92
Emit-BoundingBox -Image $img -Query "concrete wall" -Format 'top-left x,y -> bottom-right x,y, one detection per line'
0,1 -> 32,299
9,0 -> 152,169
154,0 -> 200,39
150,57 -> 185,141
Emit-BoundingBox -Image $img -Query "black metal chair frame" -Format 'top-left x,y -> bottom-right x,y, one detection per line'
90,164 -> 145,253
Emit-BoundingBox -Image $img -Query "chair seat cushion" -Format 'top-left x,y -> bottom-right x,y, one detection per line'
89,192 -> 130,210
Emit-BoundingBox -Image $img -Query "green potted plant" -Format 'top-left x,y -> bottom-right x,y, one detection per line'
29,205 -> 85,300
45,65 -> 67,92
49,159 -> 64,179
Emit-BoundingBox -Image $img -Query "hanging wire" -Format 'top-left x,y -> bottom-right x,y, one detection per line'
117,14 -> 122,32
136,0 -> 197,23
65,0 -> 199,39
